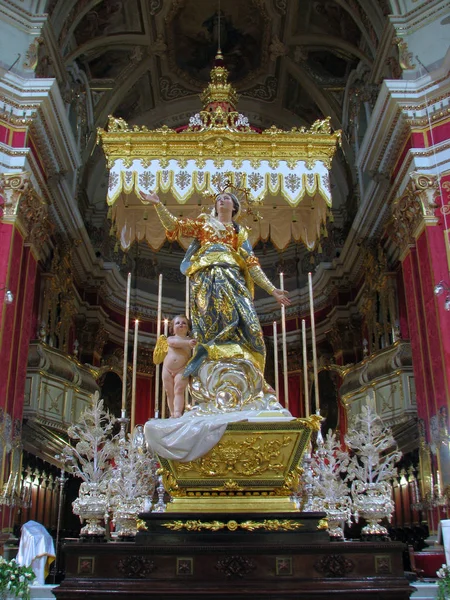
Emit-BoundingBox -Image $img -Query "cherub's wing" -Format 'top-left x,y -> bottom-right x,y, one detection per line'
153,334 -> 169,364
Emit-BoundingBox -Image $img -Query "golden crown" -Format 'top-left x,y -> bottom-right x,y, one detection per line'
202,173 -> 263,223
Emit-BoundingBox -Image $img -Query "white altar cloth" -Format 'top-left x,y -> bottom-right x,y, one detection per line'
145,409 -> 294,462
438,519 -> 450,565
16,521 -> 55,585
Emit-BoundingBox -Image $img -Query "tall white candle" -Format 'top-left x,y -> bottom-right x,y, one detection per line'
280,273 -> 289,410
131,319 -> 139,431
273,321 -> 279,400
162,319 -> 169,419
157,274 -> 163,337
308,272 -> 320,412
185,283 -> 190,410
121,272 -> 131,417
154,274 -> 163,419
185,277 -> 190,320
302,319 -> 310,418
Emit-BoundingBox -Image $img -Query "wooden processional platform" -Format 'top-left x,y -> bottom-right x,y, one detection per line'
54,511 -> 412,599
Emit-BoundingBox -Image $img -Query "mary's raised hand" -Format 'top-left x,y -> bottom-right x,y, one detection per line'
140,191 -> 160,204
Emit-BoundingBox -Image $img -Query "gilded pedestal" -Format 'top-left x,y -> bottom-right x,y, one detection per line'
158,417 -> 318,513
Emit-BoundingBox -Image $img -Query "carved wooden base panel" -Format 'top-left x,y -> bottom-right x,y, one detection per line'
54,512 -> 412,599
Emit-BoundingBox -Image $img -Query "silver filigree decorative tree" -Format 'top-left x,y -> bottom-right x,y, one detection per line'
108,425 -> 158,537
311,429 -> 352,539
62,391 -> 118,537
345,396 -> 402,538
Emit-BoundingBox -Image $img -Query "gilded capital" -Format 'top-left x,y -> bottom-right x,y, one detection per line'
0,172 -> 32,218
409,172 -> 439,216
393,37 -> 416,71
391,171 -> 439,252
0,171 -> 52,252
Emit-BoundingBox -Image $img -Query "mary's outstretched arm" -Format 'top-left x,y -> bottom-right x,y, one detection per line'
243,240 -> 290,306
140,191 -> 200,241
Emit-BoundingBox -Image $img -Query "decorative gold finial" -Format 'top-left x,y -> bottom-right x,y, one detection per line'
199,51 -> 238,111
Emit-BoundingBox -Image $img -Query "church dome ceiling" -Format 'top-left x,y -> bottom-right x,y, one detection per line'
46,0 -> 390,301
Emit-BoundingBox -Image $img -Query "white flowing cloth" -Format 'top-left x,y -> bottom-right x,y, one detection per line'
16,520 -> 55,584
145,409 -> 294,462
438,519 -> 450,565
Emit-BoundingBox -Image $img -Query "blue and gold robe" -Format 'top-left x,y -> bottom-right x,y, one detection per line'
154,204 -> 276,377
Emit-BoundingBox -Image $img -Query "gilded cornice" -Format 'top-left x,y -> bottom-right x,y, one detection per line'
98,115 -> 341,167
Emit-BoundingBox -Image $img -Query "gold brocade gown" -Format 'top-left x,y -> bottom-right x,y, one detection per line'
154,203 -> 276,378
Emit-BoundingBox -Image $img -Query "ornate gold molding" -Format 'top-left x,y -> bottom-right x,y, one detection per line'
99,115 -> 340,166
162,519 -> 304,532
175,434 -> 292,478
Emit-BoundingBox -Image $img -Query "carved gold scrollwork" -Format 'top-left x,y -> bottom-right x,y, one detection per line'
0,171 -> 52,252
273,465 -> 303,496
23,37 -> 43,71
410,172 -> 439,216
162,519 -> 304,532
18,188 -> 52,250
106,115 -> 130,132
393,37 -> 416,71
160,467 -> 185,497
0,172 -> 31,217
176,434 -> 292,477
213,480 -> 244,491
